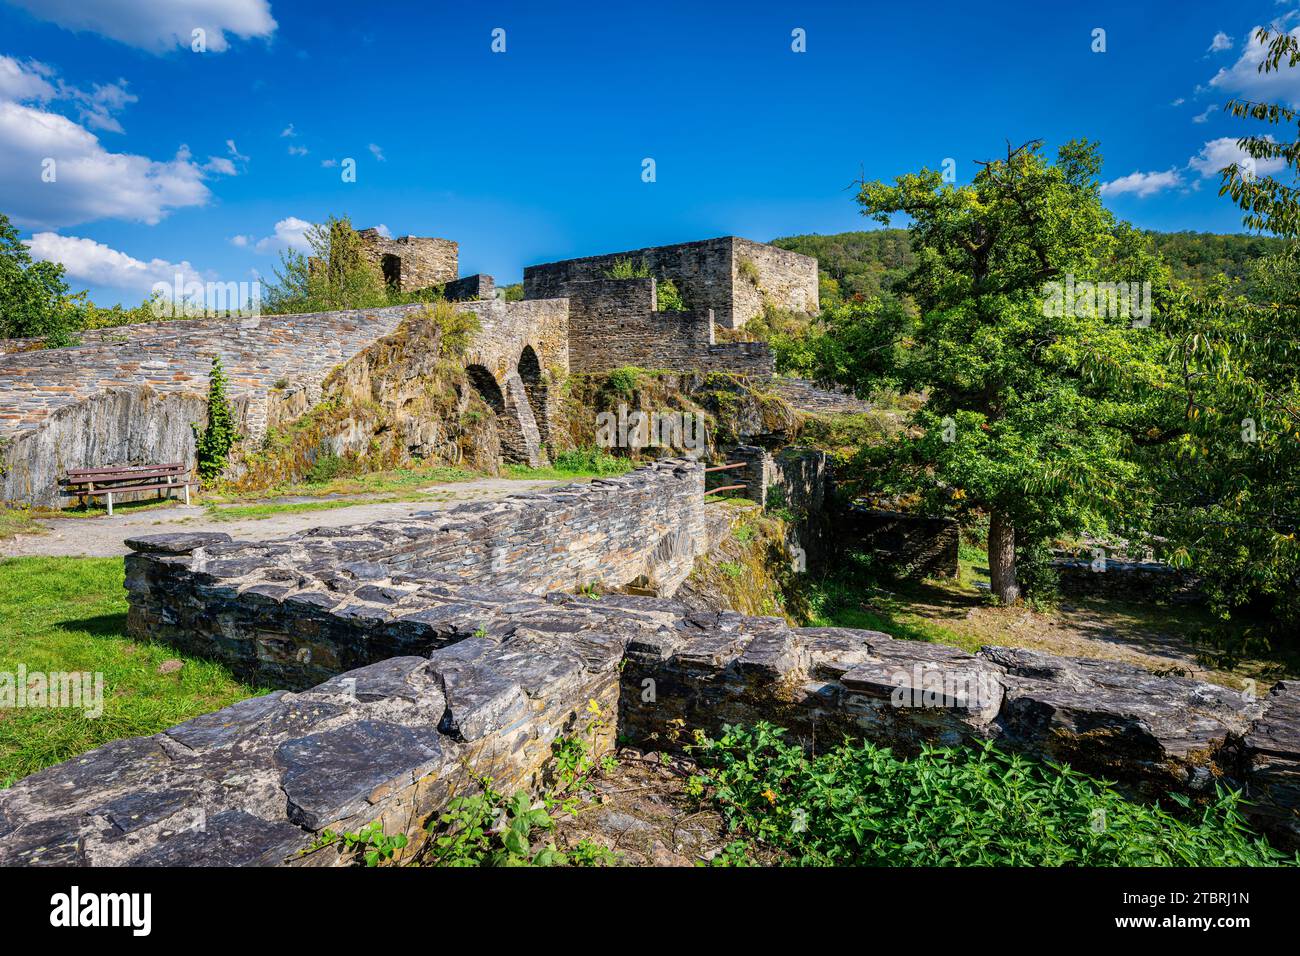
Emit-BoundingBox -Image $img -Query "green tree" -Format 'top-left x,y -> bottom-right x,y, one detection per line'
1119,26 -> 1300,626
841,140 -> 1166,603
263,215 -> 389,314
193,356 -> 237,481
0,212 -> 83,345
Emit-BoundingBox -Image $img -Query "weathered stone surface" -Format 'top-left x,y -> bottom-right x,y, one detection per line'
123,532 -> 233,555
1243,680 -> 1300,845
276,721 -> 445,829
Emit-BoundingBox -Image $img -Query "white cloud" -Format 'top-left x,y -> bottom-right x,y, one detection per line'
280,122 -> 296,137
24,232 -> 201,294
1188,135 -> 1286,178
226,138 -> 248,162
368,142 -> 385,162
1099,169 -> 1184,198
252,216 -> 315,253
5,0 -> 276,54
320,157 -> 338,168
1209,31 -> 1233,53
1209,26 -> 1300,106
0,55 -> 136,133
373,224 -> 391,238
0,100 -> 212,228
287,144 -> 308,156
202,156 -> 237,175
1192,105 -> 1217,123
0,54 -> 214,228
230,234 -> 251,247
0,56 -> 56,102
1171,97 -> 1186,107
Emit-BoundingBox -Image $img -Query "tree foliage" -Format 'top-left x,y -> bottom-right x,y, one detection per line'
263,215 -> 390,314
0,212 -> 83,345
836,140 -> 1166,602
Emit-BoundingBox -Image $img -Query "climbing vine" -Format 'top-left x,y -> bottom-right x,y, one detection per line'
193,355 -> 237,481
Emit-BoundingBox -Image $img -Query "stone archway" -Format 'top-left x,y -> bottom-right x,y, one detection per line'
465,363 -> 546,467
516,345 -> 550,449
465,364 -> 504,414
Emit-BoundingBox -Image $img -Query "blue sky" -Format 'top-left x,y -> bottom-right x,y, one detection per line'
2,0 -> 1299,306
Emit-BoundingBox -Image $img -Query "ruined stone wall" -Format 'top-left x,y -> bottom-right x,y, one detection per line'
550,277 -> 773,377
357,229 -> 458,293
840,507 -> 960,579
0,306 -> 427,506
3,540 -> 1296,864
123,459 -> 706,689
523,236 -> 818,329
730,237 -> 819,326
442,273 -> 495,302
1,460 -> 1297,866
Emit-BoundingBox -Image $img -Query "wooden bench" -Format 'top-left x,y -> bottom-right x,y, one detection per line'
62,463 -> 197,516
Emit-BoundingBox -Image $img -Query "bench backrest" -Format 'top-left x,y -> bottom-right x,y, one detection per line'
64,463 -> 189,486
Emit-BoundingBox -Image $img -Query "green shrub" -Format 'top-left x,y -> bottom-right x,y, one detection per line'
604,257 -> 652,280
657,278 -> 686,311
604,366 -> 644,398
696,722 -> 1294,867
192,356 -> 237,481
304,452 -> 347,484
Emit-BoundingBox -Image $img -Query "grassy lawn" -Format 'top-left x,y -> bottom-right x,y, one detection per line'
204,462 -> 480,504
505,447 -> 634,481
0,556 -> 264,786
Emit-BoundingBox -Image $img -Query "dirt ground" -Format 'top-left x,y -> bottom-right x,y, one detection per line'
550,748 -> 740,866
0,477 -> 564,558
870,577 -> 1293,692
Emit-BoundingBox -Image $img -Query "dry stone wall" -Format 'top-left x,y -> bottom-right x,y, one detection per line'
0,460 -> 1297,866
357,229 -> 458,293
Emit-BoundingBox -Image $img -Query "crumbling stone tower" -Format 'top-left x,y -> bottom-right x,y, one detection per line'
357,228 -> 458,293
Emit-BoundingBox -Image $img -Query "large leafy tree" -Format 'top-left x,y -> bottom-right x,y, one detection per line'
1118,26 -> 1300,626
837,140 -> 1166,603
0,212 -> 83,345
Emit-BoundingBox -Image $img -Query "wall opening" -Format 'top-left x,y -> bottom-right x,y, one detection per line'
381,254 -> 402,288
465,364 -> 504,414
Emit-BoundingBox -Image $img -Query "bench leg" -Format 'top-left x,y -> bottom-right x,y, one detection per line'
106,491 -> 113,517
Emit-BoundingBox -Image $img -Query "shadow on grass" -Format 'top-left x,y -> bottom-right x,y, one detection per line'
53,612 -> 129,639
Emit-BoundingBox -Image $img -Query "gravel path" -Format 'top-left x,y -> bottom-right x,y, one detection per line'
0,477 -> 567,558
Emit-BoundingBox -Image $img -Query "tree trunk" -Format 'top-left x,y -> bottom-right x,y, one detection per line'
988,510 -> 1020,605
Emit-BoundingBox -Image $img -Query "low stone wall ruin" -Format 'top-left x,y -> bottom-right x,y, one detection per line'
1,461 -> 1296,866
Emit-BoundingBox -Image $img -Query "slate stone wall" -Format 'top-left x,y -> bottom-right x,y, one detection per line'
3,563 -> 1296,865
522,236 -> 817,329
840,507 -> 960,579
357,229 -> 458,293
122,459 -> 706,689
540,277 -> 773,377
0,306 -> 429,506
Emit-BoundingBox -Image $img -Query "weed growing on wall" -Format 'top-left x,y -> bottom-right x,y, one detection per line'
193,356 -> 237,481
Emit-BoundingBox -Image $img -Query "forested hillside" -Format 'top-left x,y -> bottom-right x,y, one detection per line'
773,228 -> 1285,304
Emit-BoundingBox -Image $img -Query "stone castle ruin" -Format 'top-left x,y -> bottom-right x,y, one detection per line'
0,231 -> 817,505
0,458 -> 1296,866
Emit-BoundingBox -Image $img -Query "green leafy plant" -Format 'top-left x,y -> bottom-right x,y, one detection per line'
657,278 -> 686,311
192,356 -> 238,481
693,722 -> 1294,867
604,257 -> 652,280
310,821 -> 409,867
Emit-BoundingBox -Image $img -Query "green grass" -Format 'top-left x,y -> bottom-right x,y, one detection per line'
206,462 -> 478,504
0,506 -> 45,541
0,557 -> 264,785
204,496 -> 405,522
505,447 -> 634,481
